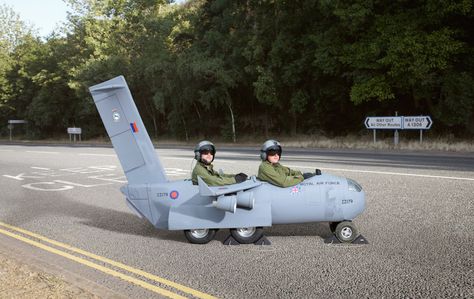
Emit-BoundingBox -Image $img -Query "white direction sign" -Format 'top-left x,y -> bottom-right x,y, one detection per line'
403,116 -> 432,130
8,119 -> 27,124
365,116 -> 433,130
67,127 -> 82,134
365,117 -> 402,129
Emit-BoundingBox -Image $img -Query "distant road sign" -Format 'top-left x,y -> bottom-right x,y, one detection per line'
365,117 -> 402,129
8,120 -> 27,124
67,127 -> 82,134
403,116 -> 432,130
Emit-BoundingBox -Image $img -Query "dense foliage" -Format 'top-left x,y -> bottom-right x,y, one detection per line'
1,0 -> 473,140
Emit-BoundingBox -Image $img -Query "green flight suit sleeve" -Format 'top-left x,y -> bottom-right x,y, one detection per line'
192,162 -> 236,186
257,161 -> 303,187
288,167 -> 303,176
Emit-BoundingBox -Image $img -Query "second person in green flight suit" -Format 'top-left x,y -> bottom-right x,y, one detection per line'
257,139 -> 305,187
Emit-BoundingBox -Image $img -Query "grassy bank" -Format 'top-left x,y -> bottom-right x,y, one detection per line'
277,135 -> 474,152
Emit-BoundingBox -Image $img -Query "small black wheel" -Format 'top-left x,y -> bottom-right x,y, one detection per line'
335,221 -> 359,243
230,227 -> 263,244
184,229 -> 217,244
329,222 -> 340,233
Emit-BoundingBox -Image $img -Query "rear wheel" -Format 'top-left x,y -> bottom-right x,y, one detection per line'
335,221 -> 358,243
184,229 -> 217,244
230,227 -> 263,244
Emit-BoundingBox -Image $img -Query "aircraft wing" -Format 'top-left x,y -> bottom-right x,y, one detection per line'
198,176 -> 262,197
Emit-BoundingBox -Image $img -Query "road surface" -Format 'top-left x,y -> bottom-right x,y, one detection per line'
0,145 -> 472,298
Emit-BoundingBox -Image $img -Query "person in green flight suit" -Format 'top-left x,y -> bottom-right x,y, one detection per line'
192,140 -> 248,186
257,139 -> 314,187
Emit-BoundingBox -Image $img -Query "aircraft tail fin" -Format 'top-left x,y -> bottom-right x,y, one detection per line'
89,76 -> 167,184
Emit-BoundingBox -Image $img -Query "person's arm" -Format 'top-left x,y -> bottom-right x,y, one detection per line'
204,174 -> 237,186
191,164 -> 202,185
287,166 -> 303,176
221,173 -> 236,178
259,163 -> 302,187
219,168 -> 247,183
194,165 -> 237,186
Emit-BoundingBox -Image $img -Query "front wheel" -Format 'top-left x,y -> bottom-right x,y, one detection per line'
230,227 -> 263,244
335,221 -> 359,243
184,229 -> 217,244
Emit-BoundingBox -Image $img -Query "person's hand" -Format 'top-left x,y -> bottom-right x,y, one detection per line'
234,173 -> 248,183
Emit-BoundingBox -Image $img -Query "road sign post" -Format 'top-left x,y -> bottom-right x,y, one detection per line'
67,127 -> 82,142
8,124 -> 13,141
7,120 -> 27,141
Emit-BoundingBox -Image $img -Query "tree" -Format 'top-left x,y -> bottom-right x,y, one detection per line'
0,4 -> 34,112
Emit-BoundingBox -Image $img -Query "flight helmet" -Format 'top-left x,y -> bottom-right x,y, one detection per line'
260,139 -> 282,161
194,140 -> 216,163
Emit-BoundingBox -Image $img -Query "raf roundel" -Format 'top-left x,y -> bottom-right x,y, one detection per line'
170,190 -> 179,200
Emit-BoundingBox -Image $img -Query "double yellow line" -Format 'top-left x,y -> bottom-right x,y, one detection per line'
0,221 -> 216,299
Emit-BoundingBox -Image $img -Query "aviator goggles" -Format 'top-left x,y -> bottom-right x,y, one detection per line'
267,149 -> 281,156
200,150 -> 214,155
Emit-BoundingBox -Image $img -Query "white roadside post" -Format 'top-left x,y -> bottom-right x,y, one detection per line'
394,111 -> 399,145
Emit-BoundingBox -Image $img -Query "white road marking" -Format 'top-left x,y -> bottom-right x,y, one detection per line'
79,153 -> 116,157
31,167 -> 51,170
209,159 -> 236,164
163,157 -> 237,164
89,174 -> 127,183
163,157 -> 193,161
88,166 -> 117,171
22,182 -> 74,191
287,165 -> 474,181
26,151 -> 59,154
59,166 -> 115,174
3,173 -> 44,181
165,168 -> 189,176
54,180 -> 112,188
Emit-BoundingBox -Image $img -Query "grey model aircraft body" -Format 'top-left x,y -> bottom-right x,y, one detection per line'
89,76 -> 366,244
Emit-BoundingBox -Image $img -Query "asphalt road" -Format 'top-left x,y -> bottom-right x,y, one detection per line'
0,144 -> 472,298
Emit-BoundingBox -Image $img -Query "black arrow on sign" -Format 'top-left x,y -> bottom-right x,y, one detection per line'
365,118 -> 370,128
426,117 -> 432,128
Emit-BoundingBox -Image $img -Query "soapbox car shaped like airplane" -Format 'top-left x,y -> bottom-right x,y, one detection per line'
89,76 -> 366,244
